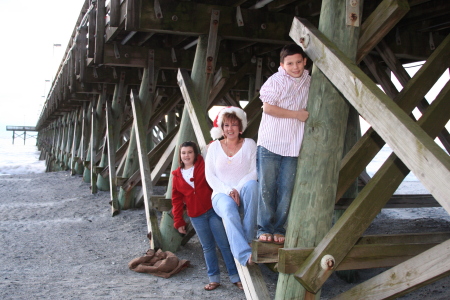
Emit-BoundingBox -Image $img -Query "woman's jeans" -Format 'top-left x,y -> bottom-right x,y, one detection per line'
257,146 -> 298,237
190,208 -> 240,283
212,180 -> 258,266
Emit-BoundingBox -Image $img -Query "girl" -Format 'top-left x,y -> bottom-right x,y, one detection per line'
171,141 -> 243,291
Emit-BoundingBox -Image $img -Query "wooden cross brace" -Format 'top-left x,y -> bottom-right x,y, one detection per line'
289,17 -> 450,293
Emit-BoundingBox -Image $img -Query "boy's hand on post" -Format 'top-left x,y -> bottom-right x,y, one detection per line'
178,226 -> 187,234
297,109 -> 309,122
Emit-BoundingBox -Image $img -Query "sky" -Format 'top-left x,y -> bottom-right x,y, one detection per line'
0,1 -> 447,141
0,0 -> 86,138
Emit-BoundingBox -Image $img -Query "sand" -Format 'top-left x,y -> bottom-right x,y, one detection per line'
1,171 -> 449,299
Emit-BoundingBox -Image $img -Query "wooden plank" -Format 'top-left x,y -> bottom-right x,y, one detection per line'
105,99 -> 120,216
235,260 -> 271,300
290,18 -> 450,293
94,0 -> 105,64
208,62 -> 254,108
139,1 -> 294,44
252,241 -> 284,263
150,132 -> 178,186
121,127 -> 179,191
336,194 -> 438,209
129,89 -> 162,250
278,1 -> 363,297
90,98 -> 98,194
177,69 -> 212,150
376,39 -> 450,153
278,232 -> 450,274
356,0 -> 410,63
302,73 -> 450,293
337,32 -> 450,201
332,239 -> 450,300
109,0 -> 121,27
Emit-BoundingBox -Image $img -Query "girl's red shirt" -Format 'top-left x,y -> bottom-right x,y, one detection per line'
171,155 -> 213,229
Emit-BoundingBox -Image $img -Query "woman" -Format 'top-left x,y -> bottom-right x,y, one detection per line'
171,141 -> 242,291
205,107 -> 258,267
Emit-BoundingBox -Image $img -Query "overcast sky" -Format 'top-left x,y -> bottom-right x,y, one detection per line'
0,0 -> 85,138
0,1 -> 447,140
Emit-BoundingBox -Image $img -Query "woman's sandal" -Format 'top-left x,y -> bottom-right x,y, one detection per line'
234,281 -> 244,290
204,282 -> 221,291
258,233 -> 273,243
273,234 -> 285,245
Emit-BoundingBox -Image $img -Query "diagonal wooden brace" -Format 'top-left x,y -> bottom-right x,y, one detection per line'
290,17 -> 450,293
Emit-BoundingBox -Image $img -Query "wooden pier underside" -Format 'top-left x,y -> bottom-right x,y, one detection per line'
36,0 -> 450,299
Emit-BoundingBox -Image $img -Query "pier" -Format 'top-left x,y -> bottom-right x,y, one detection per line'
6,126 -> 38,145
34,1 -> 450,299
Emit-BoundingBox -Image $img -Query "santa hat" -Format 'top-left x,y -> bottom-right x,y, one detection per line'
210,106 -> 248,140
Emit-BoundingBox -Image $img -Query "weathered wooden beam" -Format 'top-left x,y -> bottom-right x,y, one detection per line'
121,127 -> 179,192
129,89 -> 162,250
336,34 -> 450,201
332,239 -> 450,300
290,17 -> 450,293
306,63 -> 450,298
277,1 -> 363,296
236,260 -> 271,300
376,39 -> 450,153
336,194 -> 438,209
356,0 -> 410,63
138,1 -> 293,44
177,69 -> 212,150
106,99 -> 120,216
278,233 -> 450,274
94,0 -> 105,64
208,62 -> 255,108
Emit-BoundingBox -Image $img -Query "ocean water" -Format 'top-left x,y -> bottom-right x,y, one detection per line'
0,135 -> 423,186
0,137 -> 46,175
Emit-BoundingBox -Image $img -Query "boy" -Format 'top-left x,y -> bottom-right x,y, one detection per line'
257,44 -> 310,244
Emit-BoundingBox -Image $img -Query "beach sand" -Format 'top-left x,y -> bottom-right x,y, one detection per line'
1,171 -> 449,299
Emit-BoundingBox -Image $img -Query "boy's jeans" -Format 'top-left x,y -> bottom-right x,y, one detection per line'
257,146 -> 297,237
212,180 -> 258,266
190,208 -> 240,284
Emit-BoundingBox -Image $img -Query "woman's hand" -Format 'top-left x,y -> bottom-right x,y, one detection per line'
230,188 -> 240,206
177,226 -> 186,234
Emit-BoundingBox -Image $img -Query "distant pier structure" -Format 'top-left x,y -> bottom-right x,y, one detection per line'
34,0 -> 449,299
6,126 -> 37,145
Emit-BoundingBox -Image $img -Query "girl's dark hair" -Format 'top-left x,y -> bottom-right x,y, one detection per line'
179,141 -> 199,168
280,44 -> 307,63
221,112 -> 243,139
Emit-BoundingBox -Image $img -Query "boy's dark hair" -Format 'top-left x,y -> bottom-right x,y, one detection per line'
280,44 -> 307,63
179,141 -> 199,168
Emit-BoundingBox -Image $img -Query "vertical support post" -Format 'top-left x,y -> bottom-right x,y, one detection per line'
118,51 -> 157,209
106,99 -> 120,216
162,34 -> 218,252
275,0 -> 362,299
130,89 -> 162,250
90,97 -> 99,194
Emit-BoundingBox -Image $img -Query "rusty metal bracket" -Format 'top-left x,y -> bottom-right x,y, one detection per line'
232,53 -> 237,67
236,6 -> 244,27
113,42 -> 120,58
154,0 -> 163,19
429,32 -> 435,50
255,57 -> 263,94
346,0 -> 360,27
112,67 -> 118,79
171,48 -> 177,63
206,10 -> 220,74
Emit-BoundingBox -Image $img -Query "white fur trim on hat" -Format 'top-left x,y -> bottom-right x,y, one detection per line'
210,106 -> 248,140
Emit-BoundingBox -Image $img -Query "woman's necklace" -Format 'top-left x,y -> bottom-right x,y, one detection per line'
225,139 -> 241,164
